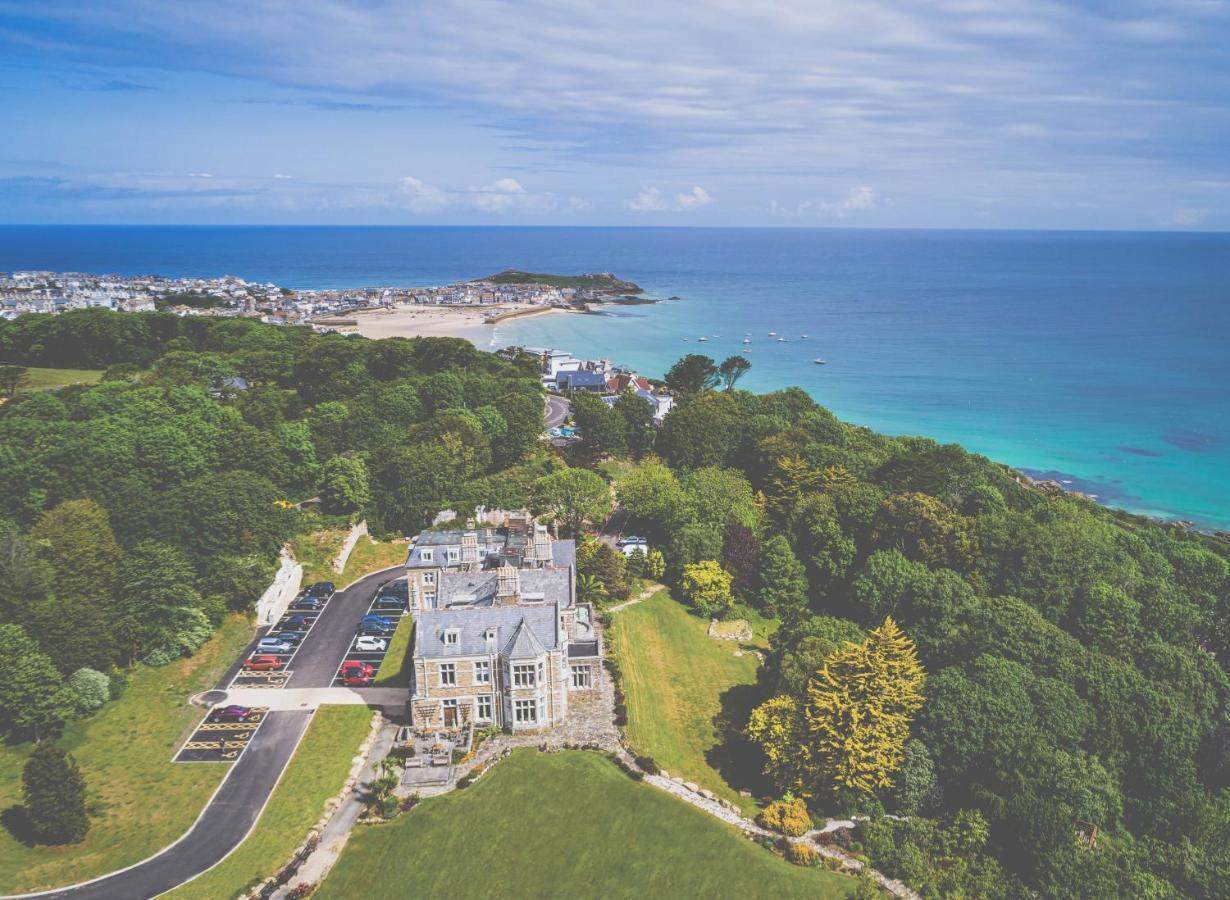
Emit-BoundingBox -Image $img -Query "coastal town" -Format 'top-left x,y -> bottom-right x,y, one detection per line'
0,269 -> 643,327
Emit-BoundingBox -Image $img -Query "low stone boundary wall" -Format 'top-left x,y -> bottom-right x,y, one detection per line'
332,520 -> 369,574
255,547 -> 303,627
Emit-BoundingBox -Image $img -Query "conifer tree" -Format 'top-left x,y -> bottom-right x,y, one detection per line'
23,743 -> 89,844
803,617 -> 925,795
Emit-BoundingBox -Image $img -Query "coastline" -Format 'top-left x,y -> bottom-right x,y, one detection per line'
351,303 -> 571,342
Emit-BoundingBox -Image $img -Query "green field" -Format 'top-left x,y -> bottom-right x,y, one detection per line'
0,615 -> 254,894
339,538 -> 408,584
317,750 -> 851,899
16,366 -> 105,392
610,590 -> 770,815
374,617 -> 414,687
167,706 -> 372,900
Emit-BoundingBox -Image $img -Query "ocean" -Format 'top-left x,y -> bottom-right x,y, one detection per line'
2,225 -> 1227,530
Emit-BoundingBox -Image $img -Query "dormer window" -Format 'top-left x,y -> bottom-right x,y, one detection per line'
421,549 -> 434,563
444,629 -> 459,646
485,628 -> 497,642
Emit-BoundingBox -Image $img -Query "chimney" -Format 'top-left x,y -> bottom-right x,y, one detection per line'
496,564 -> 520,605
461,531 -> 478,567
532,523 -> 553,567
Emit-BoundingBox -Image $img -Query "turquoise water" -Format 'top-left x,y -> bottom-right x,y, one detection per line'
1,226 -> 1227,528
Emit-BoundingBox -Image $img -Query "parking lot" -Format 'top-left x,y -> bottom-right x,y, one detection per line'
174,706 -> 268,763
226,586 -> 335,690
330,582 -> 410,687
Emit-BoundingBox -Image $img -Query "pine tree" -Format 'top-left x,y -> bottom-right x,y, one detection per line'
23,743 -> 90,844
803,617 -> 925,796
757,535 -> 808,622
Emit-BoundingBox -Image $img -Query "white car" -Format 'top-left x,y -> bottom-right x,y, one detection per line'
354,636 -> 388,652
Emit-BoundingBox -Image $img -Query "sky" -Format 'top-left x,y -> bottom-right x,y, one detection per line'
1,1 -> 1228,229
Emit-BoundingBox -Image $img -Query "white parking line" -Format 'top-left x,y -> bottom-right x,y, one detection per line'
228,595 -> 333,689
329,581 -> 409,685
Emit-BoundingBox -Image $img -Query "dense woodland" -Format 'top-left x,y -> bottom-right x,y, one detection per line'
0,309 -> 550,747
598,354 -> 1230,898
2,315 -> 1229,898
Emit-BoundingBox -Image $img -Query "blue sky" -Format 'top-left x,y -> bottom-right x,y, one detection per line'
1,1 -> 1228,228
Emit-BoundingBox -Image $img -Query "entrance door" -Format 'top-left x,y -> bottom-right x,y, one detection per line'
443,704 -> 457,726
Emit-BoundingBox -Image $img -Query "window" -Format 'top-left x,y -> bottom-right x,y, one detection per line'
570,665 -> 591,689
439,663 -> 456,686
514,699 -> 537,724
421,549 -> 434,563
474,660 -> 491,684
444,629 -> 459,646
423,572 -> 436,585
512,663 -> 536,687
447,549 -> 459,562
537,661 -> 545,683
476,695 -> 493,721
425,592 -> 437,609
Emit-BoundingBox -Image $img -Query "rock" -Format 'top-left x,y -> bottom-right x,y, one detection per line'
659,769 -> 670,779
699,788 -> 715,800
707,619 -> 753,642
738,790 -> 752,797
672,776 -> 685,785
683,781 -> 699,792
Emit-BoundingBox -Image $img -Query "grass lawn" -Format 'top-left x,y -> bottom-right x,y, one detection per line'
338,538 -> 408,584
610,589 -> 771,816
289,529 -> 349,585
166,706 -> 372,900
0,615 -> 255,894
317,750 -> 853,899
18,366 -> 105,392
374,618 -> 414,687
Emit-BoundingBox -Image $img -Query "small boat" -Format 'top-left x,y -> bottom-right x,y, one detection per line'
697,336 -> 708,342
742,338 -> 751,344
801,334 -> 809,339
813,358 -> 826,365
768,331 -> 776,336
777,337 -> 786,342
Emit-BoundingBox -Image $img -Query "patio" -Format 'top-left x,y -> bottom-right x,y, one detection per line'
395,723 -> 472,787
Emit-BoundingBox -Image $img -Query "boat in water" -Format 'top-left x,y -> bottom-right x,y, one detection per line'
768,331 -> 776,336
814,358 -> 826,365
697,336 -> 708,342
742,338 -> 751,344
777,337 -> 787,342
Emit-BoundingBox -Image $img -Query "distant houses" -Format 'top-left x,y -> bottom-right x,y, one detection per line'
535,347 -> 674,421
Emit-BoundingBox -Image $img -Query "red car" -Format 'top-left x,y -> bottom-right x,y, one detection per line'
244,654 -> 286,671
339,661 -> 375,686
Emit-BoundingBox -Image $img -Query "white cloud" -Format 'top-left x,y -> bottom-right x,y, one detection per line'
626,184 -> 714,212
272,173 -> 293,179
674,185 -> 713,210
398,175 -> 561,215
186,172 -> 213,178
626,187 -> 667,212
398,175 -> 449,213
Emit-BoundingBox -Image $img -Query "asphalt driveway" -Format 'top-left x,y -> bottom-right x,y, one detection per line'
24,711 -> 313,900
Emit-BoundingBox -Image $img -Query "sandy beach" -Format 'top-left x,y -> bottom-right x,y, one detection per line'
351,303 -> 565,344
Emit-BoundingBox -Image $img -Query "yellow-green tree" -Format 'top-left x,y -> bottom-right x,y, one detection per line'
748,617 -> 925,799
805,616 -> 925,795
679,560 -> 735,618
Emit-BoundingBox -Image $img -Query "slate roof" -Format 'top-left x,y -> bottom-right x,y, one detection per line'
415,605 -> 559,659
556,371 -> 607,390
504,619 -> 549,659
552,539 -> 576,573
437,567 -> 573,608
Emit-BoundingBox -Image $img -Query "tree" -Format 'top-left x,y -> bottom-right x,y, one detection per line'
718,355 -> 751,392
531,469 -> 611,536
318,455 -> 372,516
646,548 -> 666,580
65,668 -> 111,716
29,499 -> 122,603
571,392 -> 626,459
576,574 -> 609,605
722,524 -> 762,597
664,354 -> 719,396
581,542 -> 629,600
772,618 -> 926,798
0,364 -> 30,396
758,535 -> 809,621
612,391 -> 656,458
0,624 -> 69,740
679,560 -> 735,618
681,467 -> 759,532
616,462 -> 686,533
23,744 -> 89,844
655,393 -> 743,470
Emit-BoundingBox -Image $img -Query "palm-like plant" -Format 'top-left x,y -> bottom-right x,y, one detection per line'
577,573 -> 609,605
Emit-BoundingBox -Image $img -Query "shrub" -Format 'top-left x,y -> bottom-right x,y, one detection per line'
758,796 -> 813,837
634,754 -> 660,775
108,669 -> 128,700
786,842 -> 821,867
823,856 -> 845,872
23,744 -> 89,844
65,667 -> 110,715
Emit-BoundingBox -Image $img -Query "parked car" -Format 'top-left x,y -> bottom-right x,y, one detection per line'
378,579 -> 409,599
339,661 -> 375,686
257,637 -> 294,653
210,705 -> 256,723
354,635 -> 388,652
269,631 -> 303,646
290,596 -> 324,611
373,596 -> 407,611
305,581 -> 335,597
616,535 -> 648,547
360,619 -> 396,636
279,615 -> 309,630
243,654 -> 286,671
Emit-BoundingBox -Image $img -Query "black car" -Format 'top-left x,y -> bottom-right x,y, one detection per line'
360,621 -> 396,636
305,581 -> 335,597
290,597 -> 324,611
373,596 -> 407,611
378,579 -> 409,600
269,631 -> 304,645
279,615 -> 310,630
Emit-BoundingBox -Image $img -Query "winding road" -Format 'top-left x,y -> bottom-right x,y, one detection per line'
544,394 -> 570,429
8,566 -> 405,900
